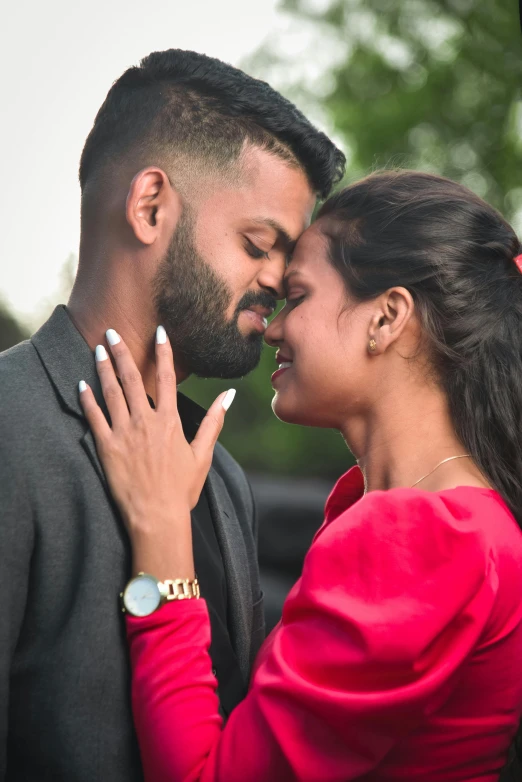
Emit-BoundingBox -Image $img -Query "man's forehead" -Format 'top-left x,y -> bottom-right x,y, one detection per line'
238,147 -> 316,214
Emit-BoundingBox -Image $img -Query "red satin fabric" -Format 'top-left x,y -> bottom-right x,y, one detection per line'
127,468 -> 522,781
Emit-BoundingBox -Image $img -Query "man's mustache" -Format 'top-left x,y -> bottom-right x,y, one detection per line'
235,291 -> 278,317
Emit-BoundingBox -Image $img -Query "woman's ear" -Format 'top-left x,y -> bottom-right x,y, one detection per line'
368,287 -> 415,353
125,167 -> 182,246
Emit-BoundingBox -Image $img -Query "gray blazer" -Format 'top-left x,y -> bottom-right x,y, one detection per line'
0,306 -> 264,782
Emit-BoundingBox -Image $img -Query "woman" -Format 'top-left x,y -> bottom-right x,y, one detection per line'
80,170 -> 522,781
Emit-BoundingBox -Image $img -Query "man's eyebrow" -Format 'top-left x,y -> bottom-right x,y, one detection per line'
251,218 -> 297,252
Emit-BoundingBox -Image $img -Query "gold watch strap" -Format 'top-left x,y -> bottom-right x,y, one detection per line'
162,578 -> 201,601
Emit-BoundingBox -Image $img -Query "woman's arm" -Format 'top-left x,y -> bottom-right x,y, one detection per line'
81,330 -> 498,782
126,489 -> 498,782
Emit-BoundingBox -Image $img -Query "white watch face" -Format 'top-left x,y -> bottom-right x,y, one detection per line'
124,575 -> 161,617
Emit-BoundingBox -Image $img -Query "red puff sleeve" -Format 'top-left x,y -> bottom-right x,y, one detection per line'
127,488 -> 499,782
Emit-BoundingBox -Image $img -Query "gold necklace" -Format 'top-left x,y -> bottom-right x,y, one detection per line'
410,454 -> 471,489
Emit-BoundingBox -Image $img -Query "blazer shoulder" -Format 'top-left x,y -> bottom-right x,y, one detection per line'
0,339 -> 53,430
0,339 -> 46,393
0,334 -> 44,365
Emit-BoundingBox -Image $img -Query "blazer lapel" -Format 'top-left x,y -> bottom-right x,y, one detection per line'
81,429 -> 109,490
206,466 -> 253,684
32,306 -> 112,491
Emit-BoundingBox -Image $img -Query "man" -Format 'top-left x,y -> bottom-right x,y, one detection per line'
0,49 -> 344,781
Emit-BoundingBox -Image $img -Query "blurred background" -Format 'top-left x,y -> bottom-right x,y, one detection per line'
1,0 -> 521,628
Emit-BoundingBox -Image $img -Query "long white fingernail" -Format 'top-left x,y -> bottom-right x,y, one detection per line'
222,389 -> 236,411
106,329 -> 120,346
156,325 -> 167,344
95,345 -> 108,362
79,380 -> 87,393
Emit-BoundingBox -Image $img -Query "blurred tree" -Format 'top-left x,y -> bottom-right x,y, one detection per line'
0,254 -> 77,353
29,253 -> 78,333
184,0 -> 522,479
247,0 -> 522,222
0,303 -> 29,352
5,4 -> 519,479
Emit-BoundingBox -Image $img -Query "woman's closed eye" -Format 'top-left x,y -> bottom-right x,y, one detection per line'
285,294 -> 306,308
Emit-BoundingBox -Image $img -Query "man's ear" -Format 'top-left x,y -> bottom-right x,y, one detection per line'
368,287 -> 415,353
125,167 -> 182,246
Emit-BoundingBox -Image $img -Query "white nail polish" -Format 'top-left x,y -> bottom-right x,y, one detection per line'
222,389 -> 236,411
79,380 -> 87,393
106,329 -> 120,346
156,325 -> 167,344
95,345 -> 108,362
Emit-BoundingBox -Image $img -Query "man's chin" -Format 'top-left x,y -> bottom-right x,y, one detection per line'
192,349 -> 262,380
169,327 -> 263,380
193,360 -> 261,380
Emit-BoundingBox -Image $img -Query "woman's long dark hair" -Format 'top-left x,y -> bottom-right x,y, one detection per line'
318,170 -> 522,776
319,170 -> 522,524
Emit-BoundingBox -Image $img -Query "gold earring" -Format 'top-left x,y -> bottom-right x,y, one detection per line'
368,339 -> 377,352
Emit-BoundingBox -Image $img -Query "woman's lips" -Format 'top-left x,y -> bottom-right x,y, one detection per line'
271,362 -> 292,385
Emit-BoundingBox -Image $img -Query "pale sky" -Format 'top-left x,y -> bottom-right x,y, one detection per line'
0,0 -> 285,326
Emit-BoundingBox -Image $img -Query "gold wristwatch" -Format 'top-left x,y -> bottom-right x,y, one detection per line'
121,572 -> 200,617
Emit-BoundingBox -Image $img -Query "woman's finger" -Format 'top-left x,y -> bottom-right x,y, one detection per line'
78,380 -> 112,447
191,389 -> 236,469
105,330 -> 150,420
95,344 -> 129,429
154,326 -> 179,418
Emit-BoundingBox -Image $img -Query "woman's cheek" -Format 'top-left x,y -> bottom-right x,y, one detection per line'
284,306 -> 306,344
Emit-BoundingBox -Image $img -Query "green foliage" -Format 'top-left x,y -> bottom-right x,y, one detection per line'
249,0 -> 522,220
185,0 -> 522,479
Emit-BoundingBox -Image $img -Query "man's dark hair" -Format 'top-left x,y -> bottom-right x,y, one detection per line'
79,49 -> 345,199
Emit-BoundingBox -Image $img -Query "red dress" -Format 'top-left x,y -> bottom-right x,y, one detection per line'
127,467 -> 522,781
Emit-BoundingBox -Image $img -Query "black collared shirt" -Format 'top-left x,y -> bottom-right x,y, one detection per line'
175,393 -> 247,716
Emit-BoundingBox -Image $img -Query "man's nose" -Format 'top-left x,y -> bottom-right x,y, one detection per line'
257,253 -> 286,300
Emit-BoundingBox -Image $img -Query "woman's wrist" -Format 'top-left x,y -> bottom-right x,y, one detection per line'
124,503 -> 191,538
129,510 -> 196,581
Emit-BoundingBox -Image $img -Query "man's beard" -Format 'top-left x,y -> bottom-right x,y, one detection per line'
153,212 -> 277,379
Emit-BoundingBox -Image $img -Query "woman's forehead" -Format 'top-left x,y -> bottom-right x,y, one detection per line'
287,223 -> 328,268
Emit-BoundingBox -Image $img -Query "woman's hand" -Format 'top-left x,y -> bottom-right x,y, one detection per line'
78,326 -> 235,578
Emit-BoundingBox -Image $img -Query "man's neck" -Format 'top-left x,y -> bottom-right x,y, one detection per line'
67,286 -> 161,399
